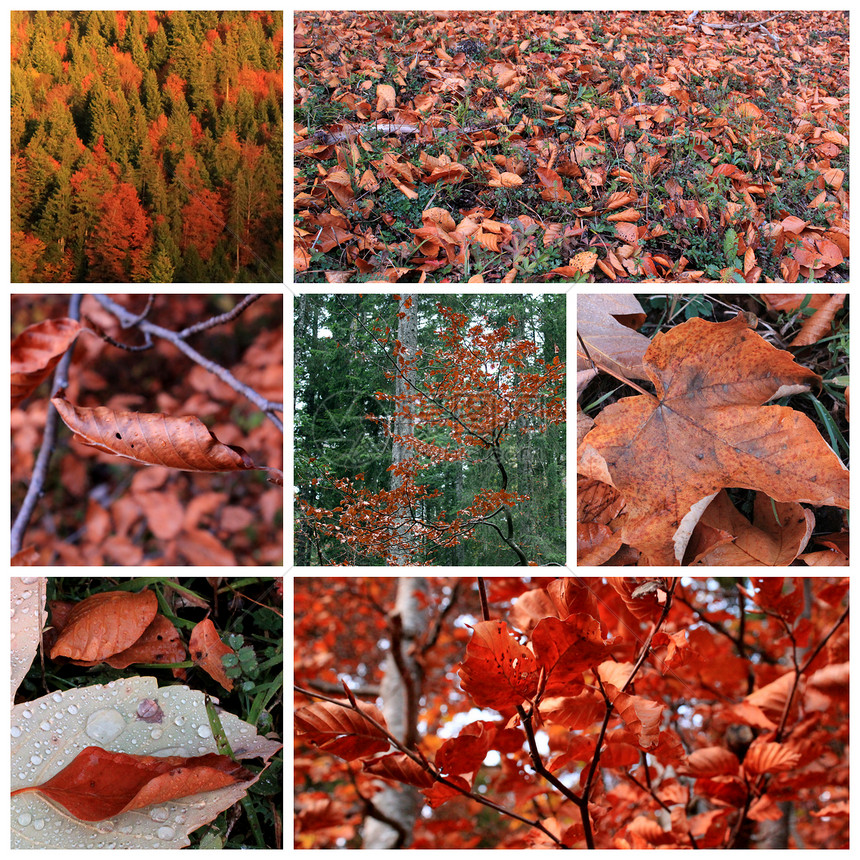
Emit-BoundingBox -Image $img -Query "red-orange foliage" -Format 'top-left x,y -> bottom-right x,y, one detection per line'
85,182 -> 152,282
181,188 -> 225,261
294,577 -> 849,849
298,304 -> 565,565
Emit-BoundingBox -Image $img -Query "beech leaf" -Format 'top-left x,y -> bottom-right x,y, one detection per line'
188,618 -> 236,691
458,620 -> 540,711
531,614 -> 612,693
576,294 -> 649,380
101,615 -> 186,670
12,577 -> 47,706
11,318 -> 82,407
578,315 -> 849,565
50,589 -> 158,663
363,752 -> 434,788
295,700 -> 390,761
52,395 -> 256,472
11,746 -> 253,822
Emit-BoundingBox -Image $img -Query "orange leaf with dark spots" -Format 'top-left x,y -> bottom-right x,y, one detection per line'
189,618 -> 236,691
10,746 -> 252,821
52,395 -> 256,472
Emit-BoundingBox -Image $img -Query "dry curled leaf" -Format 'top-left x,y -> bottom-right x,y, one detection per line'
578,315 -> 849,565
188,618 -> 236,691
52,394 -> 256,472
50,589 -> 158,663
10,745 -> 253,822
11,318 -> 82,407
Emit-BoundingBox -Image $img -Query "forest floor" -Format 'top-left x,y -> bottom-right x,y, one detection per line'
294,11 -> 848,283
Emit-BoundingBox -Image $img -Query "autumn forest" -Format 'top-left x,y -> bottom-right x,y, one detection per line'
12,10 -> 283,283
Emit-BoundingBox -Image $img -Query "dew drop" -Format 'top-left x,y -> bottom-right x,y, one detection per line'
17,813 -> 32,826
67,705 -> 79,715
175,814 -> 187,825
22,710 -> 32,719
174,716 -> 186,727
119,826 -> 133,835
52,693 -> 63,703
39,702 -> 47,710
96,820 -> 115,834
39,722 -> 51,732
151,728 -> 163,740
86,709 -> 126,743
197,725 -> 212,739
18,772 -> 27,780
30,755 -> 42,765
157,826 -> 175,840
22,589 -> 32,599
11,726 -> 22,738
150,807 -> 169,823
33,819 -> 45,832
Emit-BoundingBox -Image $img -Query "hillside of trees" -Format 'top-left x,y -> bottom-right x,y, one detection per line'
12,11 -> 283,283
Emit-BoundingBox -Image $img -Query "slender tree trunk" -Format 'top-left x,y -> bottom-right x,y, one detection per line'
390,294 -> 417,565
362,577 -> 427,848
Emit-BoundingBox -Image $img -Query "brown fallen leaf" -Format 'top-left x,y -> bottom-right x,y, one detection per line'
577,294 -> 650,381
10,746 -> 252,822
578,315 -> 848,565
789,293 -> 846,347
52,394 -> 256,472
189,618 -> 236,691
12,318 -> 82,407
51,589 -> 158,662
101,615 -> 186,669
685,490 -> 814,566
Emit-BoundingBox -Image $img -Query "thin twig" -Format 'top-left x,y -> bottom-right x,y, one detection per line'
94,294 -> 283,431
11,294 -> 82,556
178,294 -> 263,338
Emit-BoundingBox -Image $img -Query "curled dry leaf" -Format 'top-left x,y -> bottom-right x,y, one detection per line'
295,699 -> 390,761
578,315 -> 849,565
188,618 -> 236,691
51,589 -> 158,663
11,318 -> 82,407
52,394 -> 256,472
10,745 -> 253,822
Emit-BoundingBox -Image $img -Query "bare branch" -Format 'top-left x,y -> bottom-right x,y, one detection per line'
94,294 -> 283,431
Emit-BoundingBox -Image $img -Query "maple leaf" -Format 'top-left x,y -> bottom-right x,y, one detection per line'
578,315 -> 849,565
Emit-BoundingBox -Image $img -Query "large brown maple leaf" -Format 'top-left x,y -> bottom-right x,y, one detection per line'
578,315 -> 849,565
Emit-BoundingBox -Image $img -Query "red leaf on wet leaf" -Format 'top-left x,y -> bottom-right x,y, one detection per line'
10,746 -> 252,822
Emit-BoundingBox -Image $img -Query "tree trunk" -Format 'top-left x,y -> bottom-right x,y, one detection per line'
390,294 -> 418,565
362,577 -> 427,848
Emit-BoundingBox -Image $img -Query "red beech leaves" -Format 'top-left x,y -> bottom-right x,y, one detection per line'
52,395 -> 257,472
10,746 -> 252,821
458,620 -> 540,710
188,618 -> 236,691
295,700 -> 391,761
11,318 -> 82,407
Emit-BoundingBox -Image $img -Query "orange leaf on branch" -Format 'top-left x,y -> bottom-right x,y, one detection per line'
11,318 -> 83,407
52,395 -> 257,472
10,746 -> 252,822
295,700 -> 391,761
